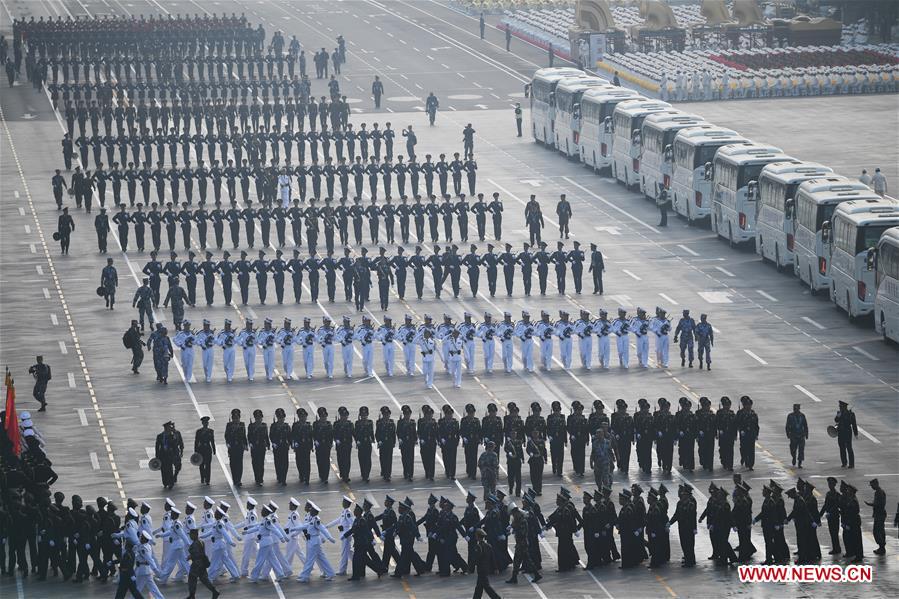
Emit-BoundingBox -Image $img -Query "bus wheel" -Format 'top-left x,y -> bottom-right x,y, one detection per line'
775,246 -> 783,273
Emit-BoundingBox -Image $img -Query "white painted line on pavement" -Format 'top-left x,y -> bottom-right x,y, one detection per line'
852,346 -> 880,361
716,266 -> 735,277
24,225 -> 30,234
68,372 -> 76,388
756,290 -> 777,302
562,177 -> 660,234
14,190 -> 19,199
58,341 -> 68,355
801,316 -> 826,330
198,404 -> 214,420
793,384 -> 822,403
30,244 -> 36,253
622,269 -> 641,281
18,207 -> 25,216
677,244 -> 699,256
659,293 -> 678,305
858,427 -> 881,444
744,349 -> 767,365
42,288 -> 50,299
698,291 -> 732,304
90,452 -> 100,470
440,63 -> 450,69
77,408 -> 88,426
36,265 -> 43,275
50,313 -> 58,325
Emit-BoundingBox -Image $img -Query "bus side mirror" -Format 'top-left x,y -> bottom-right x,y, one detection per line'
747,180 -> 758,202
703,162 -> 712,181
785,198 -> 794,218
572,104 -> 581,119
631,129 -> 641,145
821,221 -> 831,243
664,144 -> 673,162
866,248 -> 877,271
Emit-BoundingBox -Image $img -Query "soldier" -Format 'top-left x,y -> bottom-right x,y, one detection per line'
397,405 -> 417,481
312,406 -> 334,483
446,328 -> 465,388
732,481 -> 756,563
477,441 -> 499,502
370,405 -> 396,483
95,207 -> 111,253
191,416 -> 215,486
235,319 -> 257,381
716,396 -> 736,471
735,396 -> 759,471
334,406 -> 355,483
610,308 -> 630,368
675,397 -> 696,472
526,429 -> 547,496
514,310 -> 536,373
610,399 -> 634,474
834,400 -> 858,468
669,484 -> 697,566
419,328 -> 438,390
419,405 -> 439,481
785,403 -> 809,468
487,192 -> 503,240
524,194 -> 543,246
152,326 -> 174,384
592,429 -> 614,490
247,409 -> 270,486
546,401 -> 566,476
437,404 -> 461,480
574,309 -> 594,369
654,398 -> 675,473
506,425 -> 525,497
555,193 -> 572,239
124,319 -> 145,374
475,312 -> 496,373
693,397 -> 716,472
459,404 -> 482,480
155,421 -> 181,489
695,313 -> 714,369
546,491 -> 582,571
555,310 -> 575,369
674,309 -> 697,367
270,408 -> 291,486
494,311 -> 515,373
567,401 -> 589,477
57,206 -> 75,254
631,307 -> 651,368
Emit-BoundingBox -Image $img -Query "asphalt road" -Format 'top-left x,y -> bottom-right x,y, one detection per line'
0,1 -> 897,598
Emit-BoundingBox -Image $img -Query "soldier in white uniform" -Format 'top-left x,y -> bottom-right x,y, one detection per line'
554,310 -> 574,370
296,317 -> 316,379
419,329 -> 438,389
276,317 -> 296,379
514,310 -> 535,373
376,316 -> 397,376
173,320 -> 196,382
316,316 -> 336,379
257,318 -> 278,381
446,328 -> 465,388
200,509 -> 240,582
150,500 -> 174,575
337,316 -> 355,378
138,502 -> 154,545
247,505 -> 287,582
495,311 -> 515,373
295,501 -> 336,582
436,314 -> 454,373
279,167 -> 292,208
283,498 -> 307,571
631,307 -> 650,368
195,320 -> 216,383
217,501 -> 243,579
398,315 -> 417,376
574,309 -> 593,370
535,310 -> 554,371
610,308 -> 630,368
651,307 -> 671,368
476,312 -> 496,374
354,316 -> 376,377
214,319 -> 237,382
134,531 -> 164,599
266,502 -> 292,576
326,496 -> 355,576
236,497 -> 260,576
236,319 -> 257,381
155,507 -> 190,583
457,312 -> 478,374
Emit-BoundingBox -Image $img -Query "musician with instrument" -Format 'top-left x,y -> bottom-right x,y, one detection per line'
258,318 -> 278,382
236,319 -> 257,381
194,416 -> 216,486
610,308 -> 630,369
195,319 -> 216,383
214,319 -> 237,383
172,320 -> 197,383
651,308 -> 672,368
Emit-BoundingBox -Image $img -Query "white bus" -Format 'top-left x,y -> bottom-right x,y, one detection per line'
552,77 -> 611,158
824,198 -> 899,320
793,179 -> 879,294
638,112 -> 706,202
710,143 -> 792,247
873,226 -> 899,343
578,87 -> 643,171
755,161 -> 833,272
610,99 -> 673,189
670,127 -> 746,223
529,67 -> 586,146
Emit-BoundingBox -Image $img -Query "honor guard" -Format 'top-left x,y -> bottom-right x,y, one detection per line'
276,318 -> 295,379
376,317 -> 396,376
574,310 -> 594,369
334,407 -> 354,483
515,311 -> 536,372
555,310 -> 575,369
674,309 -> 696,367
476,313 -> 496,373
316,316 -> 336,379
650,308 -> 671,368
247,409 -> 270,486
494,311 -> 515,373
419,329 -> 438,389
214,319 -> 237,383
291,408 -> 314,484
194,417 -> 215,486
446,329 -> 465,388
224,409 -> 247,488
438,405 -> 460,480
398,314 -> 418,376
735,396 -> 759,471
695,313 -> 714,370
173,320 -> 196,382
695,397 -> 717,472
354,316 -> 376,377
436,314 -> 454,372
631,308 -> 650,368
457,313 -> 478,374
313,407 -> 334,483
460,404 -> 482,480
610,399 -> 634,473
354,406 -> 375,482
337,316 -> 355,378
397,405 -> 418,480
235,319 -> 258,381
326,497 -> 355,576
271,409 -> 291,486
610,308 -> 630,368
376,406 -> 397,481
533,311 -> 555,371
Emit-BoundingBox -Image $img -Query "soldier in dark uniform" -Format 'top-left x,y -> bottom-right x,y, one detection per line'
715,396 -> 736,470
392,404 -> 415,481
376,405 -> 396,482
735,396 -> 759,471
480,244 -> 499,297
313,406 -> 334,483
506,427 -> 524,497
269,407 -> 291,486
526,429 -> 547,496
224,408 -> 247,488
609,399 -> 634,474
669,484 -> 697,566
291,407 -> 314,484
785,403 -> 809,468
333,406 -> 354,483
732,481 -> 756,562
546,400 -> 566,476
353,406 -> 375,483
675,397 -> 696,472
820,477 -> 842,555
458,403 -> 482,480
418,405 -> 438,482
546,491 -> 582,571
834,400 -> 858,468
653,398 -> 675,473
506,506 -> 541,584
435,498 -> 468,576
155,421 -> 180,489
247,409 -> 269,486
567,400 -> 589,477
437,404 -> 460,480
194,416 -> 215,486
867,478 -> 887,555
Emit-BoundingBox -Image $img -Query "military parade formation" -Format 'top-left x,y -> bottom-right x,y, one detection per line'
2,7 -> 897,599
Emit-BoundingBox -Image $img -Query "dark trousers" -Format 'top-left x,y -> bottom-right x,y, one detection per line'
739,434 -> 756,469
549,440 -> 564,475
421,443 -> 436,480
679,525 -> 695,565
394,540 -> 426,576
826,515 -> 841,553
198,448 -> 212,484
114,574 -> 145,598
507,458 -> 521,496
379,444 -> 393,479
838,435 -> 854,467
187,567 -> 216,597
228,448 -> 244,486
528,458 -> 544,495
274,446 -> 289,483
473,573 -> 501,599
316,445 -> 331,482
570,440 -> 586,475
358,443 -> 372,481
160,457 -> 175,487
509,543 -> 536,580
337,444 -> 352,480
441,443 -> 458,479
294,449 -> 311,483
464,442 -> 479,479
788,436 -> 805,466
401,443 -> 414,479
250,447 -> 266,484
718,434 -> 734,470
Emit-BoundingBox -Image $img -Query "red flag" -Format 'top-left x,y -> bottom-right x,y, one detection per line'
4,372 -> 19,456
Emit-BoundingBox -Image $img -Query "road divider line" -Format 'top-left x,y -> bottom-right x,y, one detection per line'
658,293 -> 677,305
852,346 -> 880,361
58,341 -> 67,354
622,269 -> 641,281
744,349 -> 767,365
77,408 -> 88,426
67,372 -> 76,388
677,244 -> 699,256
801,316 -> 825,330
90,451 -> 100,470
793,384 -> 822,403
858,427 -> 881,444
756,289 -> 777,302
716,266 -> 736,277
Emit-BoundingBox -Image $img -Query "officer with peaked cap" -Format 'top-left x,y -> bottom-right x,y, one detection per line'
735,396 -> 759,471
194,416 -> 215,485
834,400 -> 858,468
258,317 -> 278,381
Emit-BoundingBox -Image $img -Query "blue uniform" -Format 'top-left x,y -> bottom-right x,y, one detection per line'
695,321 -> 713,367
674,316 -> 697,366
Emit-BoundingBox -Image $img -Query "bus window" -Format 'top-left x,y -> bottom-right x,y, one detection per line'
738,164 -> 766,190
857,225 -> 893,254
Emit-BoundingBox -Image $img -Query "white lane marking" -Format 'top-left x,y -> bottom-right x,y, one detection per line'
198,404 -> 214,420
90,451 -> 100,470
59,341 -> 68,354
852,346 -> 880,361
24,225 -> 30,234
562,177 -> 659,234
716,266 -> 736,277
18,207 -> 25,216
858,427 -> 881,445
68,372 -> 76,388
622,269 -> 641,281
42,288 -> 50,299
14,190 -> 19,199
698,291 -> 732,303
36,265 -> 43,275
658,293 -> 678,305
50,313 -> 58,325
426,55 -> 434,60
744,349 -> 767,365
801,316 -> 826,330
756,290 -> 778,302
77,408 -> 88,426
793,384 -> 822,403
440,63 -> 450,69
677,244 -> 699,256
30,244 -> 36,253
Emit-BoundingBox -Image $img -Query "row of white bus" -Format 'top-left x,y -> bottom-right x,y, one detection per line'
529,67 -> 899,344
